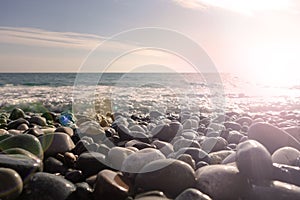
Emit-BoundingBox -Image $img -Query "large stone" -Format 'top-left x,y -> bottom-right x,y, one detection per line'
0,134 -> 43,159
39,132 -> 75,157
272,163 -> 300,187
21,172 -> 76,200
195,165 -> 247,200
121,148 -> 165,173
248,122 -> 300,153
236,140 -> 273,180
0,168 -> 23,200
135,159 -> 195,198
0,154 -> 43,182
272,147 -> 300,166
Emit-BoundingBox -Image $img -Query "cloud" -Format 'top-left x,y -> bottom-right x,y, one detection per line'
173,0 -> 295,15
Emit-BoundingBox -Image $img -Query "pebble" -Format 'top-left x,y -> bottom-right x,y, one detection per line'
28,116 -> 47,126
135,159 -> 195,198
195,165 -> 247,200
0,168 -> 23,200
151,121 -> 182,142
175,188 -> 212,200
177,154 -> 196,169
201,137 -> 228,153
151,140 -> 174,157
107,146 -> 135,170
121,148 -> 165,173
0,134 -> 43,159
224,121 -> 242,131
175,147 -> 211,164
93,169 -> 130,200
173,138 -> 201,152
272,147 -> 300,166
7,119 -> 29,130
226,130 -> 244,144
236,140 -> 273,180
55,126 -> 74,137
21,172 -> 76,200
209,150 -> 235,164
9,108 -> 25,120
248,122 -> 300,153
134,191 -> 170,200
76,152 -> 108,177
272,163 -> 300,187
39,132 -> 75,157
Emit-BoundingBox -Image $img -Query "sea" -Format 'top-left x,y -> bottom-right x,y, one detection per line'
0,73 -> 299,116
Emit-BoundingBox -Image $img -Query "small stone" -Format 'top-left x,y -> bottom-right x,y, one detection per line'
9,108 -> 25,120
76,152 -> 108,177
28,116 -> 47,126
122,148 -> 165,173
177,154 -> 196,169
272,147 -> 300,166
195,165 -> 247,200
236,140 -> 273,180
175,147 -> 211,164
173,138 -> 200,152
248,122 -> 300,153
135,159 -> 195,198
224,121 -> 242,131
134,191 -> 170,200
227,130 -> 244,144
7,119 -> 29,130
64,170 -> 84,183
16,123 -> 29,131
209,150 -> 235,164
44,157 -> 68,174
272,163 -> 300,187
0,168 -> 23,200
24,128 -> 44,137
107,147 -> 135,170
39,132 -> 75,157
21,172 -> 76,200
235,116 -> 252,126
151,121 -> 182,142
175,188 -> 212,200
55,127 -> 74,137
201,137 -> 228,153
93,169 -> 130,200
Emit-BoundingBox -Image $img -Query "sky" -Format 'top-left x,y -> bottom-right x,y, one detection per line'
0,0 -> 300,85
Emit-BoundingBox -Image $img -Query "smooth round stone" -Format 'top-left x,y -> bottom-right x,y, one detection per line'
76,152 -> 108,177
207,123 -> 225,132
69,182 -> 93,200
24,128 -> 44,137
122,148 -> 165,173
21,172 -> 76,200
78,121 -> 106,141
181,130 -> 198,140
224,121 -> 242,131
173,139 -> 200,152
0,168 -> 23,200
177,154 -> 196,169
151,121 -> 182,142
183,119 -> 198,130
7,129 -> 22,135
55,127 -> 74,137
7,119 -> 29,130
135,159 -> 195,198
116,124 -> 133,141
235,116 -> 252,126
248,122 -> 300,153
0,154 -> 42,181
64,170 -> 84,183
272,147 -> 300,166
0,129 -> 9,135
227,130 -> 244,144
175,147 -> 211,164
151,140 -> 174,157
209,150 -> 235,164
245,181 -> 300,200
201,137 -> 228,153
129,125 -> 146,133
195,165 -> 247,200
1,147 -> 38,160
44,157 -> 68,174
175,188 -> 212,200
0,134 -> 43,159
39,132 -> 75,157
28,116 -> 47,126
17,123 -> 29,131
236,140 -> 273,180
107,147 -> 135,170
93,169 -> 130,200
9,108 -> 25,120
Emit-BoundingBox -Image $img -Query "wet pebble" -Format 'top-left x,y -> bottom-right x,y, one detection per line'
0,168 -> 23,200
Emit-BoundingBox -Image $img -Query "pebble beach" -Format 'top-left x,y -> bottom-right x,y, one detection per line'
1,73 -> 300,200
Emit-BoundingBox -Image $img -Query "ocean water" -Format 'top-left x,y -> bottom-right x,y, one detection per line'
0,73 -> 299,115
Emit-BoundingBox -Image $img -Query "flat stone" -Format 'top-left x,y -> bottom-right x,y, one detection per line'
248,122 -> 300,153
21,172 -> 76,200
236,140 -> 273,180
195,165 -> 247,200
0,168 -> 23,200
135,159 -> 195,198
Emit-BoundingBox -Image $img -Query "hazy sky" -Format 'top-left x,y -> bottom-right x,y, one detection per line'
0,0 -> 300,84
